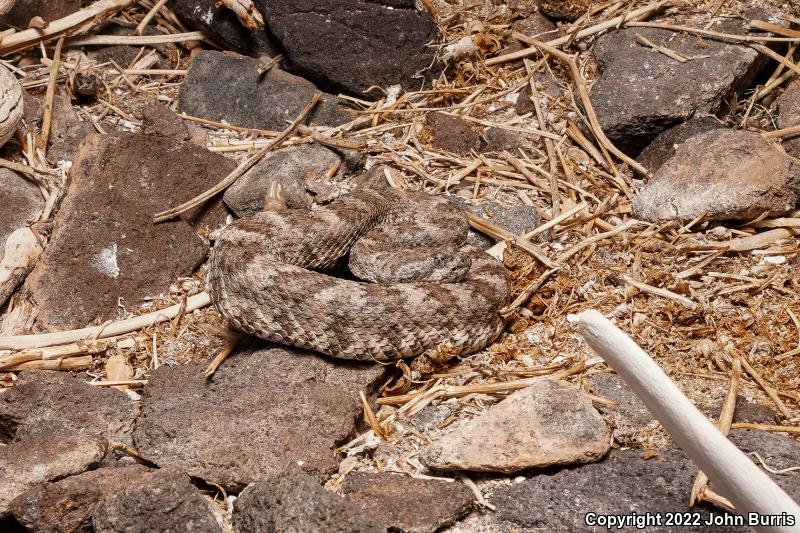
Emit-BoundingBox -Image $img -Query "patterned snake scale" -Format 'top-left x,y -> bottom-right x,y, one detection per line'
208,187 -> 512,362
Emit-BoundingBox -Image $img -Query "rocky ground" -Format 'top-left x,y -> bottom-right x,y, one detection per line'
0,0 -> 799,532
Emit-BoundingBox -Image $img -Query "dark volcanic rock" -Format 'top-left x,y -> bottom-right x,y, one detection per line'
727,429 -> 800,502
179,51 -> 351,131
0,371 -> 135,444
21,92 -> 95,163
632,128 -> 800,223
0,168 -> 42,253
234,464 -> 386,533
169,0 -> 278,56
775,78 -> 800,158
585,372 -> 655,446
426,112 -> 482,155
259,1 -> 440,95
341,472 -> 474,533
0,434 -> 106,513
223,144 -> 340,216
512,10 -> 557,38
591,27 -> 764,154
0,0 -> 79,27
8,465 -> 152,533
24,133 -> 235,330
91,468 -> 222,533
133,346 -> 387,490
636,116 -> 725,174
491,449 -> 746,532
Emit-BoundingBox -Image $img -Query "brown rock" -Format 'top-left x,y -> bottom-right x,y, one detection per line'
0,434 -> 106,513
0,371 -> 136,444
21,92 -> 95,163
426,112 -> 481,155
140,102 -> 191,142
341,472 -> 474,533
635,116 -> 725,174
259,1 -> 441,95
8,465 -> 152,533
0,0 -> 79,28
420,379 -> 611,473
133,345 -> 387,490
223,144 -> 340,216
91,468 -> 222,533
0,168 -> 43,253
536,0 -> 600,21
591,27 -> 764,153
512,10 -> 557,37
632,128 -> 800,223
179,51 -> 351,131
481,127 -> 533,153
775,78 -> 800,157
24,133 -> 235,330
234,464 -> 386,533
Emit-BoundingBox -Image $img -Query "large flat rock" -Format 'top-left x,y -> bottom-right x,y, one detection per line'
341,472 -> 474,533
179,51 -> 352,131
591,27 -> 763,154
24,133 -> 235,330
491,449 -> 745,532
0,370 -> 135,444
259,0 -> 440,95
91,468 -> 222,533
0,168 -> 43,254
8,465 -> 152,533
234,464 -> 386,533
133,345 -> 387,490
632,128 -> 800,223
0,434 -> 106,514
420,379 -> 611,473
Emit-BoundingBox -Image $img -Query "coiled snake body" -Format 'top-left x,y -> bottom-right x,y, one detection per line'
208,187 -> 511,362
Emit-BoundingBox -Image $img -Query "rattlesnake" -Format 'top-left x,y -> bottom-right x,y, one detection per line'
207,186 -> 511,362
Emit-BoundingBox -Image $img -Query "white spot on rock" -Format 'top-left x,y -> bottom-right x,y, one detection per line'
93,243 -> 120,278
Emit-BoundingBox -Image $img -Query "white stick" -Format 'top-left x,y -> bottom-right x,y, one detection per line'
568,310 -> 800,532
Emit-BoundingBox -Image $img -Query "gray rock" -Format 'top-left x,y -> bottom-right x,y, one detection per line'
8,465 -> 152,533
727,428 -> 800,502
591,27 -> 764,153
169,0 -> 278,56
0,434 -> 106,513
491,449 -> 746,532
0,371 -> 135,444
24,133 -> 235,330
586,372 -> 655,446
133,345 -> 387,490
259,1 -> 440,95
426,112 -> 482,155
91,468 -> 222,533
179,51 -> 351,131
636,116 -> 726,174
453,198 -> 541,249
234,464 -> 386,533
224,144 -> 340,216
420,379 -> 611,473
341,472 -> 474,533
632,128 -> 800,222
774,78 -> 800,158
481,127 -> 534,153
0,168 -> 43,254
